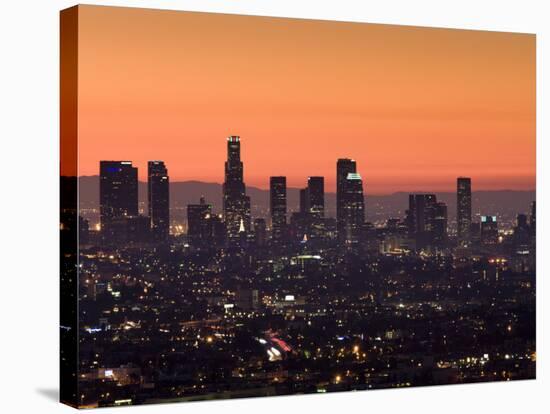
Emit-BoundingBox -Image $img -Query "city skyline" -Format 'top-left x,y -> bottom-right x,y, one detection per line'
69,5 -> 535,193
60,6 -> 536,408
93,136 -> 532,239
71,133 -> 536,408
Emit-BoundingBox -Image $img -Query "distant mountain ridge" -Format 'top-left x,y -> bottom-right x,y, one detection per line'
78,176 -> 535,224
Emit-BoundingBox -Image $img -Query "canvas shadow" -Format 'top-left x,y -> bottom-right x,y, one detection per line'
36,388 -> 58,402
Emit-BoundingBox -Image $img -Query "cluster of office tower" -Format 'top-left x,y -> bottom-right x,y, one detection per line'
398,179 -> 471,251
96,136 -> 534,256
215,136 -> 365,247
97,136 -> 368,248
99,160 -> 169,245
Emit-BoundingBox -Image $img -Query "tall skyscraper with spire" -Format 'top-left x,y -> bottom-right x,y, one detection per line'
457,177 -> 472,244
148,161 -> 169,241
223,136 -> 251,239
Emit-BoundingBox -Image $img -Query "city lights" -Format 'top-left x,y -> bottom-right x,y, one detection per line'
64,137 -> 535,407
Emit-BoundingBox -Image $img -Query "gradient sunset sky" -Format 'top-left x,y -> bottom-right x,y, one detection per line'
75,5 -> 535,194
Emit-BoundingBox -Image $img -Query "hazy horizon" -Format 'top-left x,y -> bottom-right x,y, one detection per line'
73,174 -> 536,196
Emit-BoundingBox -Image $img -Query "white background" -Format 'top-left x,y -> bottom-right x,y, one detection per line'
0,0 -> 548,412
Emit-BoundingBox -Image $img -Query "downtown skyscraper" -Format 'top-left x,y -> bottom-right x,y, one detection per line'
336,158 -> 357,243
270,176 -> 287,242
307,177 -> 325,218
480,215 -> 498,246
305,176 -> 325,240
99,161 -> 138,243
457,177 -> 472,244
223,136 -> 251,239
432,201 -> 448,245
340,172 -> 365,245
148,161 -> 169,241
406,193 -> 445,249
187,197 -> 212,246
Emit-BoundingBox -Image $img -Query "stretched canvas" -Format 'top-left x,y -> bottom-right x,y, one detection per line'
60,5 -> 536,409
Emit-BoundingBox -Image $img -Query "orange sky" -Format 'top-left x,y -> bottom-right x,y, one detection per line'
74,5 -> 535,194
